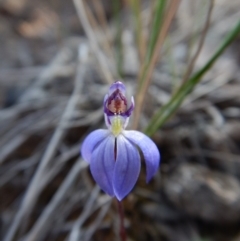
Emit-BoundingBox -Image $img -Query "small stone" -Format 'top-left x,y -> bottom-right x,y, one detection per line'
163,163 -> 240,223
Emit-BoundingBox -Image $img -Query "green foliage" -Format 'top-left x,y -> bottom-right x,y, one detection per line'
139,0 -> 167,90
146,0 -> 167,64
145,20 -> 240,136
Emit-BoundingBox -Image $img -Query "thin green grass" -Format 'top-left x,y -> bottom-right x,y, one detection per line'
139,0 -> 167,90
145,20 -> 240,136
132,0 -> 179,129
145,0 -> 167,63
165,36 -> 178,92
130,0 -> 144,62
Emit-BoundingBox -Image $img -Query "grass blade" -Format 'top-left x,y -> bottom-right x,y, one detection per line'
133,0 -> 180,129
145,20 -> 240,136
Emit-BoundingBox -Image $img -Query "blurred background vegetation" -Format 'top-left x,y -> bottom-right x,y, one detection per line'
0,0 -> 240,241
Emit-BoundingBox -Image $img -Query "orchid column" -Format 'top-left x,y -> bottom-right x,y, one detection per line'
81,81 -> 160,201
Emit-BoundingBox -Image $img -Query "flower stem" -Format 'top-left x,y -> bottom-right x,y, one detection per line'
117,200 -> 127,241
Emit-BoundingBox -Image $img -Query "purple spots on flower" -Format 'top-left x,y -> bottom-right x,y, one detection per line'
81,81 -> 160,200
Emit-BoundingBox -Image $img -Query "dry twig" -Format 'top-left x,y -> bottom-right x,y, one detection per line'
3,43 -> 89,241
73,0 -> 114,84
133,0 -> 181,130
23,160 -> 88,241
182,0 -> 214,83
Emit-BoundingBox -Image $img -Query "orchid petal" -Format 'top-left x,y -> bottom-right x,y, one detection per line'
90,135 -> 115,196
109,81 -> 126,95
113,135 -> 140,201
125,96 -> 134,117
81,129 -> 109,163
123,130 -> 160,182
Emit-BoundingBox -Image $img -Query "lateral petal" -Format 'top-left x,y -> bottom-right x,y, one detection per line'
90,135 -> 115,196
81,129 -> 109,163
113,135 -> 140,201
123,130 -> 160,182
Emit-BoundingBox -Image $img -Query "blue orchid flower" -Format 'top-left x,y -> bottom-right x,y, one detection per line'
81,81 -> 160,201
